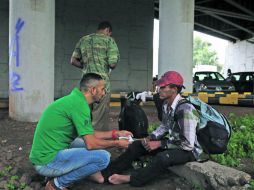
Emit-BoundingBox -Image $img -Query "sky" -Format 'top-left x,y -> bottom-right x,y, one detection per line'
153,19 -> 229,76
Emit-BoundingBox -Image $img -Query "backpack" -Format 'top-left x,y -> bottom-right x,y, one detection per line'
175,96 -> 232,154
118,96 -> 148,138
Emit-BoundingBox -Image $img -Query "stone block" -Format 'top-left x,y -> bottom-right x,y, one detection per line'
169,161 -> 251,190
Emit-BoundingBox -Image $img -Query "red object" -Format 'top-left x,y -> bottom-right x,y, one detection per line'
156,71 -> 184,87
112,129 -> 118,140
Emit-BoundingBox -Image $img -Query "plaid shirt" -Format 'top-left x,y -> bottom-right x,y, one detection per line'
151,94 -> 208,161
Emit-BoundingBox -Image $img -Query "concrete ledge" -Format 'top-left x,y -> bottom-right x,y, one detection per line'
169,161 -> 251,190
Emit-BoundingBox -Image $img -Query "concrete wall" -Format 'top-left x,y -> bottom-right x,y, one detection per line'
224,39 -> 254,74
0,0 -> 9,98
0,0 -> 154,98
55,0 -> 154,97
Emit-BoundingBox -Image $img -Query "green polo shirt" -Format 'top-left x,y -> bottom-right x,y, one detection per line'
29,88 -> 94,165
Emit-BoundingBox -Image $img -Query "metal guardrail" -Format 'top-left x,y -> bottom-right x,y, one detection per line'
112,92 -> 254,107
181,92 -> 254,106
1,92 -> 254,108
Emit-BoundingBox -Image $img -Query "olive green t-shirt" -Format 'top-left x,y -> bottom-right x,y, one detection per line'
29,88 -> 94,165
72,33 -> 120,93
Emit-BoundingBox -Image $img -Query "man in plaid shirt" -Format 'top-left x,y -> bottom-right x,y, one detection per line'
102,71 -> 205,187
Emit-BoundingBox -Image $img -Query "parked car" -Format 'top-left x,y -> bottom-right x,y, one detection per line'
193,71 -> 235,93
226,72 -> 254,93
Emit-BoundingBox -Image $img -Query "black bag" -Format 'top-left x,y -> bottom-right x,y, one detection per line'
118,98 -> 148,138
197,121 -> 230,154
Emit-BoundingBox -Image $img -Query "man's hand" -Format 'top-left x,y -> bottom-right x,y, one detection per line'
142,139 -> 161,152
117,139 -> 132,149
116,130 -> 133,138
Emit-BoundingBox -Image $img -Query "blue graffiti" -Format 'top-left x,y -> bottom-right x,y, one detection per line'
11,72 -> 24,91
9,18 -> 25,92
9,18 -> 25,67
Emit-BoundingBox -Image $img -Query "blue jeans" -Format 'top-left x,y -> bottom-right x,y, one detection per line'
34,138 -> 110,188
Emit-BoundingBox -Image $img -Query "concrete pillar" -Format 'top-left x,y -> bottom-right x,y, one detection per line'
9,0 -> 55,122
158,0 -> 194,92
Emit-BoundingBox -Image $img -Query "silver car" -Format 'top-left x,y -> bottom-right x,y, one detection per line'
193,71 -> 235,93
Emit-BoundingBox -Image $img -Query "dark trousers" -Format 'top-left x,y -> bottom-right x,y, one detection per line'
102,141 -> 195,187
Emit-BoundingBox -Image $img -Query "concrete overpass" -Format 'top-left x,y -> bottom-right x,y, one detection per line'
0,0 -> 253,121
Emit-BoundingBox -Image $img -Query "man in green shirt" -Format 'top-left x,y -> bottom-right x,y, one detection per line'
29,73 -> 131,190
70,21 -> 120,131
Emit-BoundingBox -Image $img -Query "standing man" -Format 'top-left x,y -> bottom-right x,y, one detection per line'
102,71 -> 206,187
29,73 -> 131,190
70,21 -> 120,131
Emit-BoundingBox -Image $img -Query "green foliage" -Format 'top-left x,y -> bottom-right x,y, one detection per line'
148,113 -> 254,187
0,165 -> 28,189
5,166 -> 13,172
192,182 -> 205,190
7,183 -> 15,190
249,179 -> 254,190
20,182 -> 27,189
148,114 -> 254,167
10,175 -> 19,181
148,122 -> 160,134
193,37 -> 221,72
211,113 -> 254,167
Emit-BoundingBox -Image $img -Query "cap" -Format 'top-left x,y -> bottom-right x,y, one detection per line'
156,71 -> 184,87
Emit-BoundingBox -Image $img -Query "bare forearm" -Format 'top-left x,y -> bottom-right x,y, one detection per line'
83,132 -> 131,149
84,136 -> 119,149
94,130 -> 112,139
94,130 -> 133,140
109,63 -> 116,69
70,57 -> 83,69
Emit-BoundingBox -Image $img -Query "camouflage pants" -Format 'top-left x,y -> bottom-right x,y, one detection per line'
91,93 -> 111,131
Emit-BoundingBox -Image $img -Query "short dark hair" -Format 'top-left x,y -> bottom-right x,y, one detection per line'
168,84 -> 183,93
98,21 -> 112,32
80,73 -> 103,92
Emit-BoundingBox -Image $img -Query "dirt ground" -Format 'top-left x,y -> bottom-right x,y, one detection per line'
0,104 -> 253,190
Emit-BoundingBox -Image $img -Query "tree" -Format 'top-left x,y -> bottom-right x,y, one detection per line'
193,36 -> 222,72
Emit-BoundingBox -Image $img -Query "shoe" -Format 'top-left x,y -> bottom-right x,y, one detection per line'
45,180 -> 69,190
